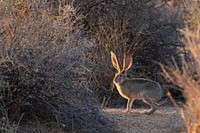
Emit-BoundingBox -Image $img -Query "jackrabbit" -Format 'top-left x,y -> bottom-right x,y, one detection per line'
110,51 -> 165,114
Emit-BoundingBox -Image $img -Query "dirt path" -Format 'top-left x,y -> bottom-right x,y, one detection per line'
103,106 -> 186,133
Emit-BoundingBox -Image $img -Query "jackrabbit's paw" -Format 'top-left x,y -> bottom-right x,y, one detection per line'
122,109 -> 131,114
143,109 -> 155,115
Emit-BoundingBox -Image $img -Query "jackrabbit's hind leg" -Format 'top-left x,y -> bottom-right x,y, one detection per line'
146,103 -> 156,115
143,100 -> 157,115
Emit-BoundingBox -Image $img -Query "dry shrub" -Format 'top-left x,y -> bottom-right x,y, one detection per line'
161,1 -> 200,132
0,1 -> 117,132
68,0 -> 184,106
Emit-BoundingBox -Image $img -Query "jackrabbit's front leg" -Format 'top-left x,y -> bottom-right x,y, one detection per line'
123,98 -> 134,113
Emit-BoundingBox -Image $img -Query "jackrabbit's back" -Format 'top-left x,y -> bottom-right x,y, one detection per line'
121,78 -> 163,102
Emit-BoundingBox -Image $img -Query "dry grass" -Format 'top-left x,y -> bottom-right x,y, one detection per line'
161,1 -> 200,132
0,1 -> 117,132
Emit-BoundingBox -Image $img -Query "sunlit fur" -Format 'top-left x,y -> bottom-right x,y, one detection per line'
111,51 -> 165,114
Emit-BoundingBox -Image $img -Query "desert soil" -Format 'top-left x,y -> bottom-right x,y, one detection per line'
103,106 -> 186,133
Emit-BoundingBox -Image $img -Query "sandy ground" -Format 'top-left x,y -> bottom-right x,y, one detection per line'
103,106 -> 186,133
15,105 -> 186,133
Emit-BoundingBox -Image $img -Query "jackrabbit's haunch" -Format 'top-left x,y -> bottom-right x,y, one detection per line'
110,51 -> 166,114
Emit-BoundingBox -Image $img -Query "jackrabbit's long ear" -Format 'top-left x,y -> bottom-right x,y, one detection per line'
110,51 -> 121,72
123,53 -> 132,71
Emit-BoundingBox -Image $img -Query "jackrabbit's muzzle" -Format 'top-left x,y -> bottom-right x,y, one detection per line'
114,73 -> 127,85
